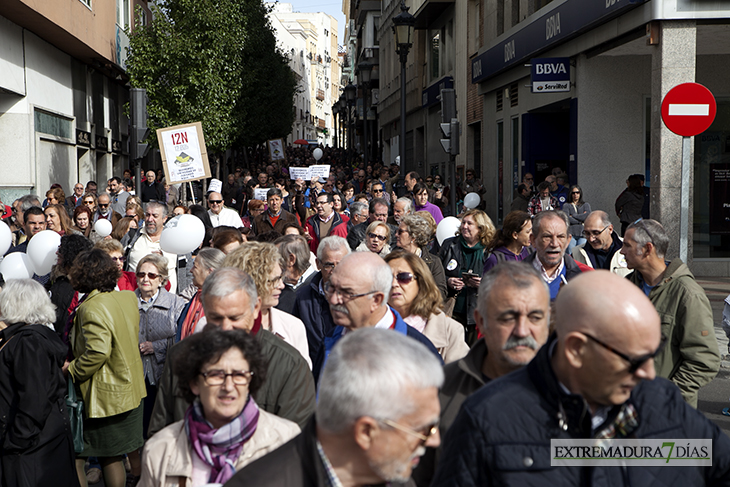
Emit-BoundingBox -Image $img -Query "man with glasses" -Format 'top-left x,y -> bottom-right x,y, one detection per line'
321,252 -> 441,375
124,202 -> 178,292
414,262 -> 551,485
621,218 -> 720,408
228,328 -> 443,487
66,183 -> 85,209
206,191 -> 243,228
434,270 -> 730,486
92,193 -> 122,226
293,236 -> 350,378
572,210 -> 630,276
304,192 -> 348,253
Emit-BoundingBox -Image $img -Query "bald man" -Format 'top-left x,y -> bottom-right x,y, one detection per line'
207,191 -> 243,228
320,252 -> 441,378
433,271 -> 730,486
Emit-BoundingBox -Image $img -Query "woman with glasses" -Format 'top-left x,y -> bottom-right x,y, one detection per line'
67,248 -> 146,487
565,184 -> 591,253
81,193 -> 97,214
140,329 -> 299,486
395,214 -> 447,299
134,254 -> 186,438
355,221 -> 391,257
385,250 -> 468,363
483,211 -> 532,274
222,243 -> 312,368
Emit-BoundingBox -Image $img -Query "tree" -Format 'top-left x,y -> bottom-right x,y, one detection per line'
126,0 -> 296,152
235,1 -> 297,147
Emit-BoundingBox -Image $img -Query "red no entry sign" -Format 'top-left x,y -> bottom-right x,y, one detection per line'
661,83 -> 717,137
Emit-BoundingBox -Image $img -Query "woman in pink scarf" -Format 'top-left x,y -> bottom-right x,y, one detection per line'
139,329 -> 299,486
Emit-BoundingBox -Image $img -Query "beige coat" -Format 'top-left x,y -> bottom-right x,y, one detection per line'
422,312 -> 469,364
139,409 -> 300,487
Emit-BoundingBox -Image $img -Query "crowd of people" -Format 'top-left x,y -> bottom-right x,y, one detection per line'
0,151 -> 728,487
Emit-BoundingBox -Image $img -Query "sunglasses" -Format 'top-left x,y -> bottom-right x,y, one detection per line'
111,256 -> 125,262
99,203 -> 109,208
368,232 -> 387,241
208,200 -> 223,204
394,272 -> 416,285
373,189 -> 384,193
583,332 -> 667,374
136,271 -> 160,280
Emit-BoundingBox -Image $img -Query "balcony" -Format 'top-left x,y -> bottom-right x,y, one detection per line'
318,119 -> 326,129
316,89 -> 325,101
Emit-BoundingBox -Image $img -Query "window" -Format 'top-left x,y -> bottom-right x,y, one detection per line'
35,110 -> 73,140
430,32 -> 440,80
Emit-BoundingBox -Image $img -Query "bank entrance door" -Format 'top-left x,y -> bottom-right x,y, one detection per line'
522,98 -> 576,185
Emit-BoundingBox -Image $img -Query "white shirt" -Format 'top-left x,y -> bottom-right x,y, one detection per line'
532,254 -> 565,284
208,207 -> 243,228
127,228 -> 178,292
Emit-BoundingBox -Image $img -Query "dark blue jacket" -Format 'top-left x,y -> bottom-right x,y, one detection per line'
291,272 -> 335,379
319,307 -> 443,382
432,334 -> 730,486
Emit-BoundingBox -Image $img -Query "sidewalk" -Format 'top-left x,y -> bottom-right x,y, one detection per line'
696,276 -> 730,369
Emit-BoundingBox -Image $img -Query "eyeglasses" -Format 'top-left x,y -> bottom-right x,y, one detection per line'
632,218 -> 655,245
368,232 -> 387,241
208,200 -> 223,205
324,282 -> 377,302
396,228 -> 409,235
267,274 -> 284,285
321,262 -> 338,271
111,256 -> 125,262
426,180 -> 433,184
136,271 -> 160,280
571,192 -> 580,195
380,419 -> 439,446
200,369 -> 254,386
582,332 -> 666,374
315,201 -> 331,206
394,272 -> 416,285
582,225 -> 610,239
99,203 -> 109,208
373,189 -> 384,193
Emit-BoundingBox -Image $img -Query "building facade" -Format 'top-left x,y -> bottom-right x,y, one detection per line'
0,0 -> 150,202
269,3 -> 340,146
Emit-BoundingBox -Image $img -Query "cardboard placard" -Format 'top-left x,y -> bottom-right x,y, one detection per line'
288,165 -> 331,180
268,138 -> 286,161
158,122 -> 212,184
254,188 -> 269,201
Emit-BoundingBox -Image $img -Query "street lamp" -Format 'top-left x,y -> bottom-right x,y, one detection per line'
332,102 -> 339,148
358,62 -> 373,168
345,82 -> 357,167
392,1 -> 415,171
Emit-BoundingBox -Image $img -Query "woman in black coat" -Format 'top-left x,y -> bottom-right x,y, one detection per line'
0,279 -> 80,487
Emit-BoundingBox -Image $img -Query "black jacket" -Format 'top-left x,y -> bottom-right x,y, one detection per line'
0,323 -> 79,487
227,417 -> 415,487
439,237 -> 485,325
432,335 -> 730,486
291,273 -> 335,373
140,181 -> 165,203
347,221 -> 368,250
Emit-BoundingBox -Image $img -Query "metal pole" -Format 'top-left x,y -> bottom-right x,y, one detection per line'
400,54 -> 407,170
679,135 -> 691,263
363,86 -> 369,168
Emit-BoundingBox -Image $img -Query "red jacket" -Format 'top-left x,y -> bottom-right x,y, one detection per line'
304,212 -> 348,253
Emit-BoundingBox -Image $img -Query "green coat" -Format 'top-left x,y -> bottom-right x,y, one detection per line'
69,289 -> 146,418
627,259 -> 720,408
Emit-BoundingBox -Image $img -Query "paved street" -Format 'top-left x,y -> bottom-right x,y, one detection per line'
696,276 -> 730,437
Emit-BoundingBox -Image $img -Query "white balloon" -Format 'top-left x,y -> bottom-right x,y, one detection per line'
94,219 -> 113,238
160,215 -> 206,255
0,222 -> 11,256
27,230 -> 61,275
463,192 -> 481,210
313,148 -> 323,161
0,252 -> 35,280
436,216 -> 461,245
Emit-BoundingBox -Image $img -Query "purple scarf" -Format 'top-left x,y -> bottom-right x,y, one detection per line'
184,396 -> 260,484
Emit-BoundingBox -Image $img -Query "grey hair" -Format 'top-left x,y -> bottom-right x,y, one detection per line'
136,253 -> 170,286
532,210 -> 569,235
0,279 -> 56,325
316,328 -> 444,433
144,201 -> 168,216
400,214 -> 432,247
276,234 -> 310,275
395,197 -> 413,215
477,262 -> 549,324
16,195 -> 41,213
589,210 -> 612,228
317,235 -> 350,261
195,248 -> 226,271
201,267 -> 258,314
370,254 -> 393,305
349,201 -> 368,218
626,218 -> 669,258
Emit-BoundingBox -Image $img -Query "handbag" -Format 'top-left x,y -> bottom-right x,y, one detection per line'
443,295 -> 457,317
66,377 -> 84,454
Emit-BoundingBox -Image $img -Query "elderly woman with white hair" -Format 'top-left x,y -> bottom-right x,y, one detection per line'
355,221 -> 392,256
0,279 -> 79,487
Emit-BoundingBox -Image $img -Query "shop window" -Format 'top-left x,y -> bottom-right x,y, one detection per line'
35,110 -> 73,140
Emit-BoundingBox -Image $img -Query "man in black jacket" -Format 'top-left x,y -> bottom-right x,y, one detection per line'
227,328 -> 443,487
433,270 -> 730,486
